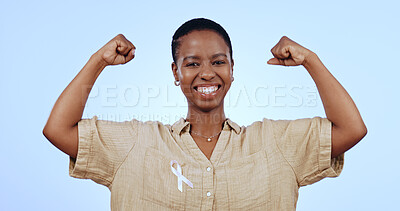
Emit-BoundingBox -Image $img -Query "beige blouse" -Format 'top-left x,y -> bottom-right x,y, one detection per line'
69,116 -> 344,210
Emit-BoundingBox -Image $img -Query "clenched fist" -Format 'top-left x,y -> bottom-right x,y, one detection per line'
95,34 -> 136,66
267,36 -> 314,67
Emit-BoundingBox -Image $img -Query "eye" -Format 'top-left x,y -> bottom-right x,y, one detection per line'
213,60 -> 226,65
185,62 -> 200,67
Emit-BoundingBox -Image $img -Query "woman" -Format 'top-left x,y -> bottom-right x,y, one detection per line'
43,18 -> 367,210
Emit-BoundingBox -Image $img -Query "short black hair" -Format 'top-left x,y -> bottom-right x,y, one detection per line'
171,18 -> 233,63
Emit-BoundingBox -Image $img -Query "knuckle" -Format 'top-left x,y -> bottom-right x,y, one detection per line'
116,34 -> 125,39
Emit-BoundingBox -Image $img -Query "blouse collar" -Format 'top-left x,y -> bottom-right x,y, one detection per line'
171,118 -> 241,135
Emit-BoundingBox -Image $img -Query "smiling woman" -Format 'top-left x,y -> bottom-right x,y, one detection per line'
172,29 -> 234,159
173,31 -> 232,112
43,18 -> 367,210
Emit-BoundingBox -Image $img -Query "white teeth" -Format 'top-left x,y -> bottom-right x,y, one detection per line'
197,86 -> 218,94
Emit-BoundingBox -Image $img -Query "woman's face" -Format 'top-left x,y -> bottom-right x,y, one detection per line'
172,30 -> 234,112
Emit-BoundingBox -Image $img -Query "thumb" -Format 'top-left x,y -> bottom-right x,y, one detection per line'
267,57 -> 297,66
267,58 -> 281,65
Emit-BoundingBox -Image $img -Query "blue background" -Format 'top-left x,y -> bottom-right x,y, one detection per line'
1,0 -> 399,210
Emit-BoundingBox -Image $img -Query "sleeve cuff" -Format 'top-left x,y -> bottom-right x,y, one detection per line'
300,118 -> 344,186
69,117 -> 95,179
318,118 -> 344,177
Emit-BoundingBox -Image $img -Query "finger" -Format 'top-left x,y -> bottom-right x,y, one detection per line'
271,46 -> 291,60
115,34 -> 135,56
270,36 -> 293,59
127,39 -> 136,51
116,41 -> 132,56
124,48 -> 135,63
270,45 -> 278,59
279,46 -> 291,58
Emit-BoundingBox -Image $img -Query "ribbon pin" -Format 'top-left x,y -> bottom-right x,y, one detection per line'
170,160 -> 193,192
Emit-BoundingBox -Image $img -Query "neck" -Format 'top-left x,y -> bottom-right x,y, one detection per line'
186,104 -> 226,136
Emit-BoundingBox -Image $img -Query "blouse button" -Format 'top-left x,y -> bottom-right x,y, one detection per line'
206,167 -> 212,172
206,191 -> 212,197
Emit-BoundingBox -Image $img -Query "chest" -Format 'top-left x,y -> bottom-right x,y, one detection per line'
110,143 -> 298,210
191,136 -> 218,160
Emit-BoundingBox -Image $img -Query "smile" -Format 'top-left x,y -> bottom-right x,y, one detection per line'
194,85 -> 221,96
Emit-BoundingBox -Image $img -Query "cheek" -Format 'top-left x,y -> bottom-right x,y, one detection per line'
178,70 -> 196,93
222,69 -> 233,82
180,84 -> 192,95
180,70 -> 197,83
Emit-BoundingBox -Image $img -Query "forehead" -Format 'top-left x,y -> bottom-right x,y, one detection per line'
177,30 -> 230,58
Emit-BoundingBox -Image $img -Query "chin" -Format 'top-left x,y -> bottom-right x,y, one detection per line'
191,99 -> 224,112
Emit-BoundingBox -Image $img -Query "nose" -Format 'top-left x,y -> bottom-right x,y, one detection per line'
199,63 -> 216,81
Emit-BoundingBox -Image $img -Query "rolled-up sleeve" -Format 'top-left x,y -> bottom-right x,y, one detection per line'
69,116 -> 138,187
269,117 -> 344,187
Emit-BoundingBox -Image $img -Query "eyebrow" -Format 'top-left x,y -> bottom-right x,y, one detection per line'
182,53 -> 227,62
183,56 -> 200,62
211,53 -> 228,59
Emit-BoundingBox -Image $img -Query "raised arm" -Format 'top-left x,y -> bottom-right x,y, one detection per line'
43,34 -> 136,158
267,36 -> 367,158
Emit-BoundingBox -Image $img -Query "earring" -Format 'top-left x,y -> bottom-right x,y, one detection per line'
174,80 -> 180,86
231,76 -> 234,82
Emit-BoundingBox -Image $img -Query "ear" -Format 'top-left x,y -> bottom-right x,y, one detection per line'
171,62 -> 179,81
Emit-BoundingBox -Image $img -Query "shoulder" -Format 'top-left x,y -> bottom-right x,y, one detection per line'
79,116 -> 174,135
134,119 -> 173,133
243,117 -> 329,136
